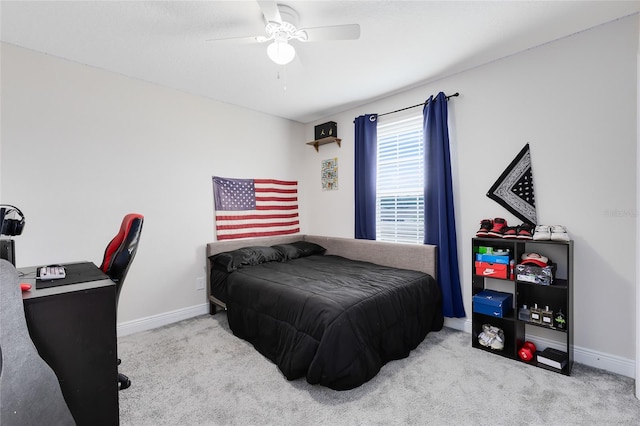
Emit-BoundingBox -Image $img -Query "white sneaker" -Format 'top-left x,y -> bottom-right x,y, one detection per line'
479,324 -> 496,347
550,225 -> 570,242
490,331 -> 504,350
478,325 -> 504,350
532,225 -> 551,240
478,331 -> 493,347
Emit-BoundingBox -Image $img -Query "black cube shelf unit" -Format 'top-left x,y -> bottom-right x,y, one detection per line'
471,237 -> 574,375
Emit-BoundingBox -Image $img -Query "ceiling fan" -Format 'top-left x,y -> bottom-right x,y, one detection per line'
207,1 -> 360,65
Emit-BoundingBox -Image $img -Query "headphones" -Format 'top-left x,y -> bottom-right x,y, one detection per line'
0,204 -> 26,236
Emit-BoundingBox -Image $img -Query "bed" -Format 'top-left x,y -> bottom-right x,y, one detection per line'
206,235 -> 443,390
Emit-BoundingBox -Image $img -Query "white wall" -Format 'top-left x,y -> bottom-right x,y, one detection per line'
0,42 -> 305,323
302,15 -> 638,374
1,15 -> 638,378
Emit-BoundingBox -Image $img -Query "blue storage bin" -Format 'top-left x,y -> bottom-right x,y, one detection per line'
473,290 -> 513,318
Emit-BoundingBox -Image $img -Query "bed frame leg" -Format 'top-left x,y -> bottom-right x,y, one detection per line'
209,302 -> 217,315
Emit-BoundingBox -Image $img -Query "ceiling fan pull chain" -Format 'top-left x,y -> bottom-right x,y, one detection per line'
277,68 -> 288,92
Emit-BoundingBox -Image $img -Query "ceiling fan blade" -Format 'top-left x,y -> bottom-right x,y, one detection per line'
257,0 -> 282,24
302,24 -> 361,42
205,35 -> 262,44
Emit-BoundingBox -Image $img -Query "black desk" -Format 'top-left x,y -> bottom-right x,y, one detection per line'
20,262 -> 119,426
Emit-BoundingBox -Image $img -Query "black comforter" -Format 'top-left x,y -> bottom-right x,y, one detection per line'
223,254 -> 443,390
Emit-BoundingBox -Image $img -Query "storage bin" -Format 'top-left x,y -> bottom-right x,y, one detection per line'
473,289 -> 513,318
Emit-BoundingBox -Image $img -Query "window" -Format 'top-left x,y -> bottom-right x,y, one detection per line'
376,113 -> 424,244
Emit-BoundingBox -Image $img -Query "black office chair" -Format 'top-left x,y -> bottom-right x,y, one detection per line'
100,213 -> 144,391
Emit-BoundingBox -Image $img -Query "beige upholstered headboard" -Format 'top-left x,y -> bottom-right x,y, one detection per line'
302,235 -> 437,277
205,234 -> 437,313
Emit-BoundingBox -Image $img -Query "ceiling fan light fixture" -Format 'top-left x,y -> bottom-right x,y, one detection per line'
267,40 -> 295,65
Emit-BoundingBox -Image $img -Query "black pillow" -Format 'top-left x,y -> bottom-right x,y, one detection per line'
271,244 -> 301,260
209,246 -> 284,272
291,241 -> 326,256
272,241 -> 326,260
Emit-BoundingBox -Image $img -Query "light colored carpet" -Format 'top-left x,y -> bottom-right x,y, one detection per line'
118,313 -> 640,425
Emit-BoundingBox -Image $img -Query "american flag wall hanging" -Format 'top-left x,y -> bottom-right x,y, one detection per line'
212,176 -> 300,240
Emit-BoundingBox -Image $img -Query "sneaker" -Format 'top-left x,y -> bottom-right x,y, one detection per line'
487,218 -> 508,238
478,325 -> 496,346
476,219 -> 493,237
478,331 -> 493,347
532,225 -> 551,240
502,226 -> 518,239
478,325 -> 505,350
517,223 -> 534,240
550,225 -> 570,242
490,329 -> 505,350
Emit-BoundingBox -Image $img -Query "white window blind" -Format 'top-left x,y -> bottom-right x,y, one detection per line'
376,113 -> 424,244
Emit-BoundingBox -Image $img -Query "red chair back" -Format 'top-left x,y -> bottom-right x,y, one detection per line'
100,213 -> 144,304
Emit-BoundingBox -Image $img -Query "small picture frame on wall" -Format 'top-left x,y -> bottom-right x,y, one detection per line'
321,157 -> 338,191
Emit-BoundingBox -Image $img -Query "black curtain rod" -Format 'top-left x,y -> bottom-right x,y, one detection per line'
351,92 -> 460,123
377,92 -> 459,118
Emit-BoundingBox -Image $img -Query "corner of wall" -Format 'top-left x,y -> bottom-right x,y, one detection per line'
635,12 -> 640,400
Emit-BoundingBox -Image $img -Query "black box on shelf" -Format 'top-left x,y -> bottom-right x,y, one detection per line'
537,347 -> 568,369
314,121 -> 337,140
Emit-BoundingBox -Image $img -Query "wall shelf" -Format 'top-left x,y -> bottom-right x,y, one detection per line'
307,136 -> 341,152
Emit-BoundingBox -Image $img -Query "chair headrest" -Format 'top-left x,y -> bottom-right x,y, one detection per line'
101,213 -> 144,274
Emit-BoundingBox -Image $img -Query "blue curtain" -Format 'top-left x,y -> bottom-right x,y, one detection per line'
354,114 -> 378,240
423,92 -> 466,318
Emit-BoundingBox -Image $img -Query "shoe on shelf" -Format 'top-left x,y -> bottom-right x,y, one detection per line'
490,329 -> 505,351
532,225 -> 551,240
502,226 -> 518,239
478,331 -> 493,347
517,223 -> 534,240
476,219 -> 493,237
487,218 -> 508,238
478,324 -> 494,347
550,225 -> 570,242
478,324 -> 504,350
486,325 -> 504,350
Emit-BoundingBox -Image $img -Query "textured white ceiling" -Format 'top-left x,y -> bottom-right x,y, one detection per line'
1,1 -> 638,123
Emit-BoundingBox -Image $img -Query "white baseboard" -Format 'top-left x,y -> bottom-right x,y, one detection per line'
573,345 -> 635,378
116,303 -> 209,337
444,317 -> 472,333
118,309 -> 635,379
443,317 -> 635,379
